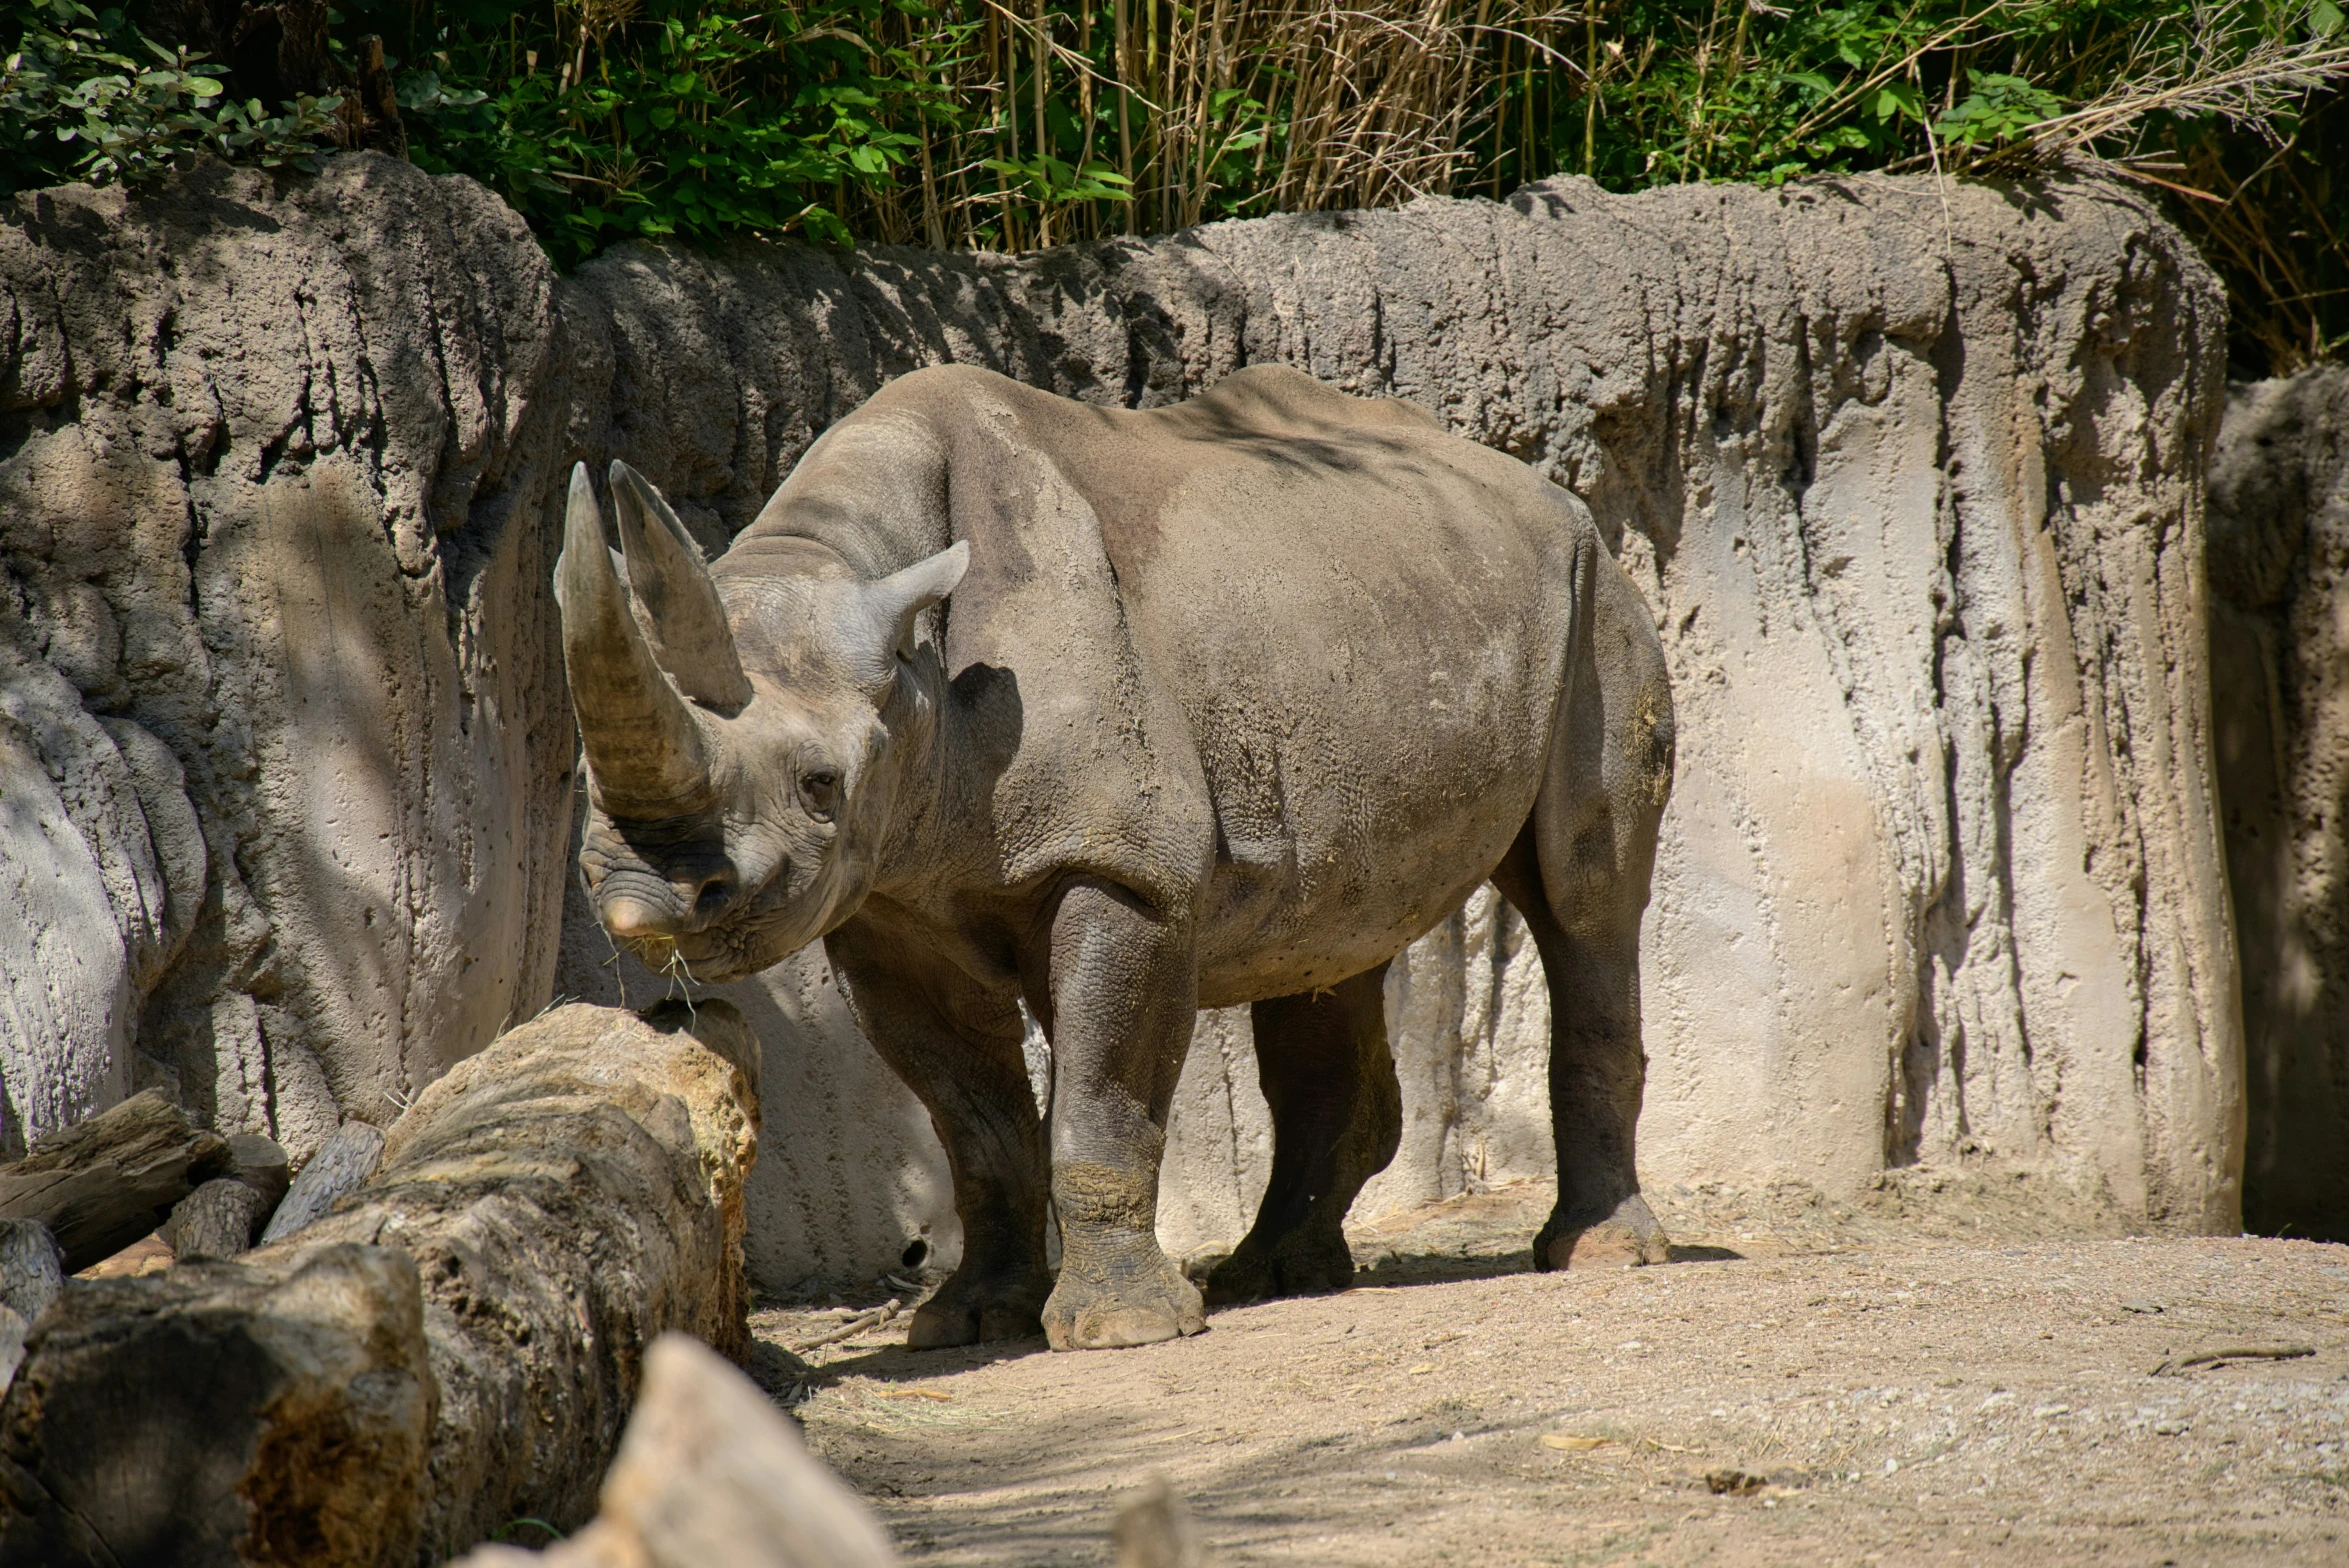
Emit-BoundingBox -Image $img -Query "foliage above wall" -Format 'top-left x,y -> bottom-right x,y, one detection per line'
0,0 -> 2343,372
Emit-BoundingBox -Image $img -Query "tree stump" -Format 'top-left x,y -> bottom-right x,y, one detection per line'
0,1001 -> 761,1567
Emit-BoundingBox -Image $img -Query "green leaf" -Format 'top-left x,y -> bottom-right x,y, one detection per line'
1871,82 -> 1926,123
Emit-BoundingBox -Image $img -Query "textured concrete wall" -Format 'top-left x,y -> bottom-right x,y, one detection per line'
0,161 -> 578,1160
2208,368 -> 2349,1242
551,169 -> 2238,1279
0,156 -> 2245,1288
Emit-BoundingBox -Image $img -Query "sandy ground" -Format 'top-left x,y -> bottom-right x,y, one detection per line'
754,1179 -> 2349,1567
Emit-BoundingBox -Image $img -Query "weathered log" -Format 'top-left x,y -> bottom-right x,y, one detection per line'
0,1090 -> 231,1271
451,1333 -> 898,1568
164,1178 -> 270,1261
0,1310 -> 25,1396
0,1243 -> 435,1566
0,1220 -> 62,1388
256,1120 -> 384,1246
0,1220 -> 63,1323
0,1001 -> 760,1567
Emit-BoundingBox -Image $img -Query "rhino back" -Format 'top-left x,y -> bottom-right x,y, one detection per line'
985,368 -> 1584,1002
744,365 -> 1591,1002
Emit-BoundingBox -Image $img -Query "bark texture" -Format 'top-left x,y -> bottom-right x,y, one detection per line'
0,999 -> 760,1567
0,153 -> 2246,1282
2208,368 -> 2349,1241
0,1087 -> 231,1269
0,1241 -> 435,1568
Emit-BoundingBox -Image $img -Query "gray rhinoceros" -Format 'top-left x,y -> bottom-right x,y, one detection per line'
557,363 -> 1674,1351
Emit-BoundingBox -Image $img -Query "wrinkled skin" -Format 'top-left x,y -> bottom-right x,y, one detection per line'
559,364 -> 1675,1352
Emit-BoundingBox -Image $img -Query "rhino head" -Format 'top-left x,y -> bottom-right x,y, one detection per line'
555,460 -> 967,983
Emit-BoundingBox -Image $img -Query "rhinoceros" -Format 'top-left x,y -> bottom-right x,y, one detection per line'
557,362 -> 1674,1351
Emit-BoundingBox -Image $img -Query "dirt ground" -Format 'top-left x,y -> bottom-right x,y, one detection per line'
753,1176 -> 2349,1567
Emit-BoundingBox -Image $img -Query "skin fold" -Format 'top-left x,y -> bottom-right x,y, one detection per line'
559,363 -> 1675,1351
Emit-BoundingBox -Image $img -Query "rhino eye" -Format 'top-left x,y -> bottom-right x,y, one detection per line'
799,768 -> 841,821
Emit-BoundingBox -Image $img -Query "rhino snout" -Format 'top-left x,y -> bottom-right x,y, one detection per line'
596,860 -> 740,940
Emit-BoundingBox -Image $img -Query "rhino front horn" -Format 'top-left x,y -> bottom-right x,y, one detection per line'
609,460 -> 753,711
556,462 -> 713,816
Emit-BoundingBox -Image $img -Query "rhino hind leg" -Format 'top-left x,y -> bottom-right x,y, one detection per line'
1205,963 -> 1400,1306
825,930 -> 1054,1349
1490,825 -> 1668,1273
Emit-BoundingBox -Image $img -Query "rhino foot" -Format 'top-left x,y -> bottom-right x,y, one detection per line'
1534,1192 -> 1669,1272
1204,1228 -> 1355,1306
905,1268 -> 1052,1349
1042,1250 -> 1205,1351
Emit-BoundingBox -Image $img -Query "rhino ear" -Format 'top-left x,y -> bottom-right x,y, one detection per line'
845,541 -> 969,696
609,461 -> 754,712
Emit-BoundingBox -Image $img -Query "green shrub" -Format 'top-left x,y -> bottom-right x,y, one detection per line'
0,0 -> 342,188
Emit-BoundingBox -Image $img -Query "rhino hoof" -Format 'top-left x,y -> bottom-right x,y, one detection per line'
1535,1193 -> 1669,1272
1042,1263 -> 1205,1351
1205,1232 -> 1354,1306
904,1274 -> 1049,1348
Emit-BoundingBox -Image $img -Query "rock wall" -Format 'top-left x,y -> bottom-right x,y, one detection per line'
0,155 -> 2246,1285
554,169 -> 2239,1277
0,161 -> 577,1161
2208,368 -> 2349,1242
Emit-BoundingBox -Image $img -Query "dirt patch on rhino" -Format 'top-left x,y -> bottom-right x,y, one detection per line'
756,1181 -> 2349,1565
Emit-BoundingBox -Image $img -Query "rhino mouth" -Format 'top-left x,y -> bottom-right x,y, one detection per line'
605,874 -> 818,986
616,921 -> 766,987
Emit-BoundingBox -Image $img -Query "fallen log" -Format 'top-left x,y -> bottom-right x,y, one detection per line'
0,1220 -> 62,1323
164,1178 -> 271,1260
0,1243 -> 437,1564
451,1332 -> 898,1568
0,1000 -> 761,1567
0,1090 -> 232,1271
161,1131 -> 292,1261
256,1120 -> 385,1246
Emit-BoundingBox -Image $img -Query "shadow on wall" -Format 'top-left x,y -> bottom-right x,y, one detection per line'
2208,369 -> 2349,1243
0,158 -> 575,1167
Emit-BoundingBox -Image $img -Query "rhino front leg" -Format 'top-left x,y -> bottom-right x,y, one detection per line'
1038,879 -> 1206,1351
827,928 -> 1053,1348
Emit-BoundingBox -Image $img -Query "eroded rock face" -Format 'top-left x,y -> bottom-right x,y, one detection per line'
0,155 -> 2246,1280
2208,368 -> 2349,1242
0,159 -> 578,1159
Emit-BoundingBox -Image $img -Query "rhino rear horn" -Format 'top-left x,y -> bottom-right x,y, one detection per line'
556,463 -> 714,816
845,541 -> 970,695
609,461 -> 753,712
